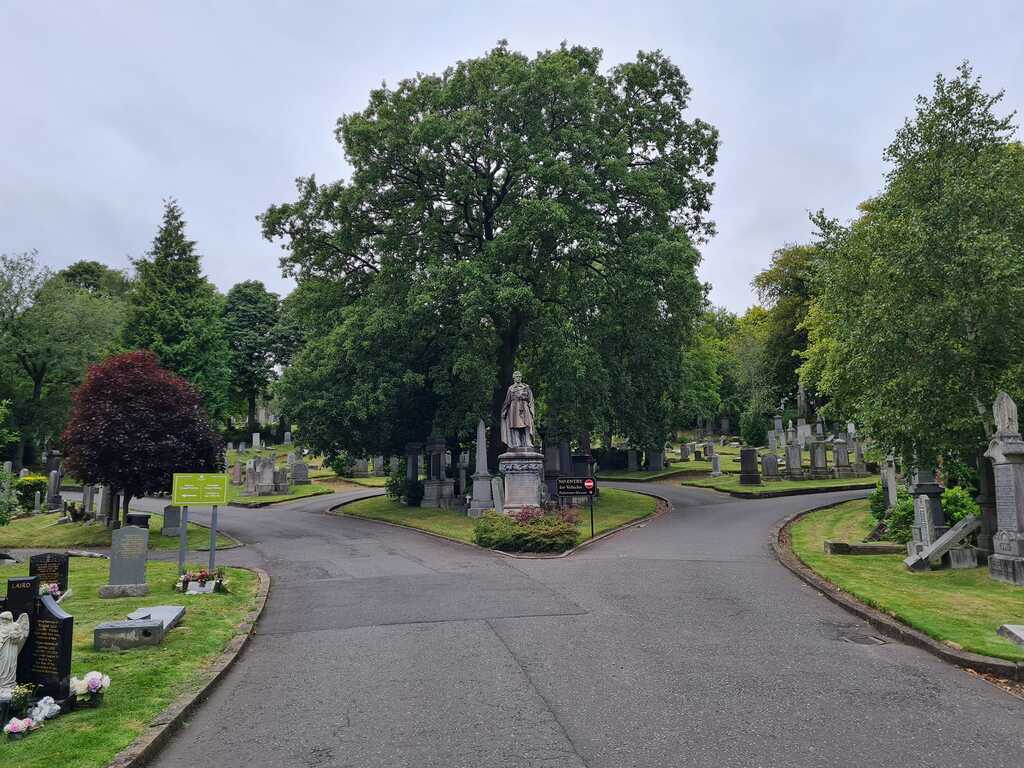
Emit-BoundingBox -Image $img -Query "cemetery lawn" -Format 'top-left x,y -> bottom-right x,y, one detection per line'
227,482 -> 332,507
0,558 -> 259,768
340,476 -> 389,487
339,488 -> 657,546
682,473 -> 874,495
596,468 -> 688,481
790,500 -> 1024,662
0,512 -> 232,550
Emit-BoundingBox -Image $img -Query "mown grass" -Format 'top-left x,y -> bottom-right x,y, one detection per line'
596,467 -> 687,481
683,472 -> 874,495
790,500 -> 1024,661
0,558 -> 258,768
226,482 -> 332,507
0,512 -> 232,551
340,487 -> 657,545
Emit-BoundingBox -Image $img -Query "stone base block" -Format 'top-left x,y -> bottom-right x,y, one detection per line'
809,469 -> 832,480
422,479 -> 455,508
99,583 -> 150,599
94,619 -> 163,649
785,470 -> 804,481
738,473 -> 762,486
948,547 -> 978,570
498,450 -> 544,513
989,554 -> 1024,586
834,466 -> 854,479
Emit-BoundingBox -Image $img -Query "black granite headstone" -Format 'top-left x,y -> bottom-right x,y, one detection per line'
6,576 -> 39,683
30,594 -> 73,700
29,552 -> 69,593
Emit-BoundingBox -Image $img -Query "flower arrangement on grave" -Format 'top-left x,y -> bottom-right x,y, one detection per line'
70,671 -> 110,706
176,566 -> 228,593
8,684 -> 35,718
39,582 -> 62,600
4,716 -> 38,740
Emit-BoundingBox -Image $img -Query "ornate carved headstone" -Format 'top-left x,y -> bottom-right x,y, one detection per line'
984,392 -> 1024,585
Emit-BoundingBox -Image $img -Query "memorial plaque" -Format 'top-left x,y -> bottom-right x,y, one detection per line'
29,552 -> 69,593
109,526 -> 149,586
30,594 -> 73,700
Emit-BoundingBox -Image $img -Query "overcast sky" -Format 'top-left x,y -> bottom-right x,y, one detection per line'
2,1 -> 1022,311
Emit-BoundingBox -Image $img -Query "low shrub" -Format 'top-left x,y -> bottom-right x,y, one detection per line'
868,482 -> 887,521
473,511 -> 579,553
740,410 -> 768,447
327,452 -> 354,477
886,496 -> 915,544
941,485 -> 980,524
14,475 -> 47,511
403,479 -> 425,507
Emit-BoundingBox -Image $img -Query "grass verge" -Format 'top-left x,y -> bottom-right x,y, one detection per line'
0,512 -> 231,551
790,499 -> 1024,662
0,558 -> 258,768
227,483 -> 332,507
683,473 -> 874,495
339,487 -> 656,546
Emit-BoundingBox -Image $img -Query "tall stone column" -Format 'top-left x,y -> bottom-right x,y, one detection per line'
469,420 -> 493,518
984,392 -> 1024,585
405,442 -> 422,483
422,437 -> 454,508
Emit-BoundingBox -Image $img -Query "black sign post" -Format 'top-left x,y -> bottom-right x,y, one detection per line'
557,477 -> 598,538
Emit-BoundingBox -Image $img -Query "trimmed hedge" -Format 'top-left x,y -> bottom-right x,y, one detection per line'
473,512 -> 579,553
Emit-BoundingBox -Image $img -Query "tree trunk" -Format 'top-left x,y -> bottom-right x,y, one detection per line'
247,393 -> 258,434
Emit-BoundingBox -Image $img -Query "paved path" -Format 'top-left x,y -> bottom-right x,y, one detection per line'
121,486 -> 1023,766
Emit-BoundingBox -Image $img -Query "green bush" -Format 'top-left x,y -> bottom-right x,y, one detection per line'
868,482 -> 887,521
0,468 -> 17,526
14,475 -> 47,511
739,410 -> 768,447
887,496 -> 915,544
327,452 -> 354,477
403,479 -> 425,507
941,485 -> 980,524
473,511 -> 579,553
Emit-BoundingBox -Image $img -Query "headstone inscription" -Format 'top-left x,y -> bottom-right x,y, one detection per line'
99,526 -> 149,598
29,553 -> 69,594
30,594 -> 72,700
6,576 -> 39,684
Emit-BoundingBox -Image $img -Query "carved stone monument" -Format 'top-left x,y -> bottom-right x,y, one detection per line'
497,371 -> 543,513
984,392 -> 1024,585
469,419 -> 494,518
0,610 -> 30,699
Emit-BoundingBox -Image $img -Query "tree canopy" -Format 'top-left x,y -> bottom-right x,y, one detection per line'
223,280 -> 280,432
263,42 -> 718,460
803,62 -> 1024,468
125,200 -> 232,419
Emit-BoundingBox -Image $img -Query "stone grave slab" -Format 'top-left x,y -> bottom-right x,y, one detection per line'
904,515 -> 981,571
94,606 -> 184,650
997,624 -> 1024,647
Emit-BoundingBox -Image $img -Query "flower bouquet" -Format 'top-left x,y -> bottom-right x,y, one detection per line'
4,717 -> 37,740
70,671 -> 110,707
39,582 -> 62,600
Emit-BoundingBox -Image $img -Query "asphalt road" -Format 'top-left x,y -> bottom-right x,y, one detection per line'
120,485 -> 1024,767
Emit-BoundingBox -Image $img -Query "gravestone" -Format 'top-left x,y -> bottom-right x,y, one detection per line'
710,454 -> 723,478
2,461 -> 10,475
738,447 -> 761,485
29,553 -> 69,594
352,458 -> 369,478
852,438 -> 867,476
679,443 -> 689,461
99,526 -> 149,598
833,439 -> 853,478
997,624 -> 1024,647
720,415 -> 730,435
773,410 -> 784,435
882,457 -> 898,509
283,431 -> 292,444
405,442 -> 422,482
94,605 -> 185,650
34,490 -> 41,514
161,506 -> 182,537
490,476 -> 504,515
984,392 -> 1024,585
648,448 -> 665,472
238,441 -> 247,452
6,576 -> 39,684
374,456 -> 387,477
252,432 -> 261,450
29,594 -> 73,700
704,441 -> 715,459
422,438 -> 454,508
808,440 -> 830,479
767,431 -> 777,451
762,453 -> 780,480
693,446 -> 702,461
905,515 -> 980,571
626,449 -> 639,472
291,461 -> 310,485
18,468 -> 29,478
46,470 -> 62,511
907,494 -> 948,559
785,442 -> 804,480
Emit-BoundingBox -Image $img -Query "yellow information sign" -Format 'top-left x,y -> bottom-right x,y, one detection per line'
171,473 -> 229,506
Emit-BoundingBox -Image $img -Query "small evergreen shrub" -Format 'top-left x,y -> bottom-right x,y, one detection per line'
886,496 -> 915,544
14,475 -> 48,511
473,511 -> 579,552
328,452 -> 354,477
941,485 -> 980,524
739,410 -> 768,447
868,482 -> 887,521
403,479 -> 425,507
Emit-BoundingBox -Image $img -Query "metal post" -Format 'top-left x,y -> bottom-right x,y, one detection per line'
589,495 -> 595,539
208,505 -> 218,572
178,505 -> 189,574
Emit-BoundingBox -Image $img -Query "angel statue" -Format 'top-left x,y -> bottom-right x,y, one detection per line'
0,611 -> 30,698
500,371 -> 536,450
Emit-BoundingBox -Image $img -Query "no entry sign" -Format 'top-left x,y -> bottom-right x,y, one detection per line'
557,477 -> 597,496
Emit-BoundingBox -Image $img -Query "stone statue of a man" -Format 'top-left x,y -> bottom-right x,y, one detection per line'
0,611 -> 30,699
500,371 -> 536,450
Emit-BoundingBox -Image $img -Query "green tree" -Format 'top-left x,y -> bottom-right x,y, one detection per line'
1,275 -> 126,467
752,243 -> 818,401
57,260 -> 130,297
805,62 -> 1024,467
223,280 -> 280,432
125,200 -> 232,418
263,43 -> 717,461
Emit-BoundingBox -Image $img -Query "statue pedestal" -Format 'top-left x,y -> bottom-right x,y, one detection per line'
498,449 -> 544,514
